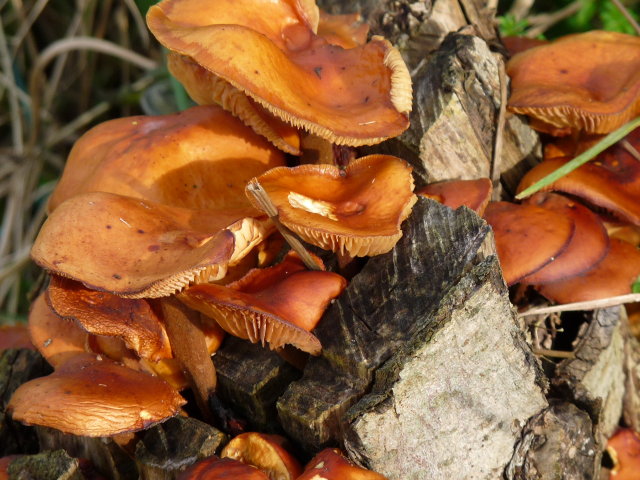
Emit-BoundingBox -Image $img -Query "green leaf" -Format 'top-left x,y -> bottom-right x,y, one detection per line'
600,0 -> 639,34
632,275 -> 640,294
498,14 -> 530,37
134,0 -> 159,16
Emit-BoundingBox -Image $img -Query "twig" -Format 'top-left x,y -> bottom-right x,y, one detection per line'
610,0 -> 640,36
246,179 -> 322,271
11,0 -> 50,51
525,0 -> 583,38
491,57 -> 507,199
507,0 -> 535,21
622,138 -> 640,162
122,0 -> 150,48
0,15 -> 24,154
516,116 -> 640,199
519,293 -> 640,317
532,348 -> 575,359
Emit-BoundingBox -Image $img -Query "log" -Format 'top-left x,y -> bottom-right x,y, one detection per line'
7,449 -> 83,480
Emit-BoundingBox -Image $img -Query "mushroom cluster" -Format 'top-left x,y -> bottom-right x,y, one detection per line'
477,31 -> 640,305
4,0 -> 414,475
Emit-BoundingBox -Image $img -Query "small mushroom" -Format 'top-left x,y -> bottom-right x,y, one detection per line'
147,0 -> 412,146
0,325 -> 34,351
416,178 -> 492,216
247,155 -> 417,257
507,30 -> 640,135
483,201 -> 575,286
607,428 -> 640,480
179,252 -> 346,355
519,193 -> 609,285
297,448 -> 387,480
537,238 -> 640,304
221,432 -> 302,480
178,457 -> 270,480
7,353 -> 185,437
317,10 -> 369,49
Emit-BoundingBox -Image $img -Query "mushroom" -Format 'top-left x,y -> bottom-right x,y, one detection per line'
517,127 -> 640,226
179,252 -> 346,355
221,432 -> 302,480
297,448 -> 387,480
317,10 -> 369,49
519,192 -> 609,285
178,457 -> 270,480
416,178 -> 492,216
0,325 -> 34,351
607,428 -> 640,480
7,353 -> 185,437
147,0 -> 412,146
483,201 -> 575,286
507,30 -> 640,135
536,238 -> 640,304
32,192 -> 272,298
48,104 -> 285,212
246,155 -> 417,257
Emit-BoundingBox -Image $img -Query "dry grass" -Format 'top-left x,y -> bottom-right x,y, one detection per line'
0,0 -> 162,322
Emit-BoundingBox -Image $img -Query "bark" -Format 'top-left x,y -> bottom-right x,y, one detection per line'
7,450 -> 83,480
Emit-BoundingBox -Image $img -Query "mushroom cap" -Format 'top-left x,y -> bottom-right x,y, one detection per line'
507,31 -> 640,134
537,238 -> 640,304
46,276 -> 172,361
178,457 -> 270,480
48,105 -> 285,213
317,11 -> 369,49
517,128 -> 640,225
179,252 -> 346,355
519,193 -> 609,285
416,178 -> 492,216
7,353 -> 185,437
298,448 -> 387,480
607,428 -> 640,480
0,325 -> 34,351
483,201 -> 575,286
221,432 -> 303,480
32,192 -> 272,297
28,293 -> 88,367
501,36 -> 547,57
147,0 -> 412,146
247,155 -> 417,257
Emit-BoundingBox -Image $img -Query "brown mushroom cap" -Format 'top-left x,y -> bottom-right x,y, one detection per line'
537,238 -> 640,304
32,192 -> 272,297
607,428 -> 640,480
483,201 -> 575,286
7,353 -> 185,437
28,293 -> 88,366
147,0 -> 412,146
517,129 -> 640,225
179,252 -> 346,355
221,432 -> 303,480
178,457 -> 270,480
507,31 -> 640,134
501,36 -> 547,57
0,325 -> 34,351
46,276 -> 172,361
416,178 -> 492,216
48,105 -> 285,213
247,155 -> 417,257
298,448 -> 387,480
519,193 -> 609,285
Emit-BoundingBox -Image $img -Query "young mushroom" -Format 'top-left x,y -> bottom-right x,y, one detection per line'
178,457 -> 269,480
607,428 -> 640,480
297,448 -> 387,480
416,178 -> 492,216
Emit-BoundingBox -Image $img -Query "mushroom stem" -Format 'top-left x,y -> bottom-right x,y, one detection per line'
159,297 -> 216,420
246,179 -> 322,271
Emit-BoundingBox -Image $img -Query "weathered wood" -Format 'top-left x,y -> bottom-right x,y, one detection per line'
214,337 -> 301,433
37,427 -> 137,480
277,198 -> 548,458
7,449 -> 83,480
135,416 -> 226,480
341,257 -> 548,479
506,402 -> 598,480
0,349 -> 51,456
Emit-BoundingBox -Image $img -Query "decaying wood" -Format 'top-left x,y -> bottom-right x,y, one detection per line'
7,449 -> 83,479
135,416 -> 226,480
0,349 -> 51,456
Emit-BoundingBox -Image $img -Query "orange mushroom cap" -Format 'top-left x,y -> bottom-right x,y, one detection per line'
507,31 -> 640,134
501,36 -> 547,57
517,128 -> 640,225
46,276 -> 172,362
147,0 -> 412,146
247,155 -> 417,257
607,428 -> 640,480
537,238 -> 640,304
416,178 -> 492,216
7,353 -> 185,437
0,325 -> 34,351
317,11 -> 369,49
221,432 -> 303,480
178,456 -> 270,480
48,105 -> 285,213
32,192 -> 273,297
298,448 -> 387,480
483,201 -> 575,286
519,193 -> 609,285
28,293 -> 88,367
179,252 -> 346,355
